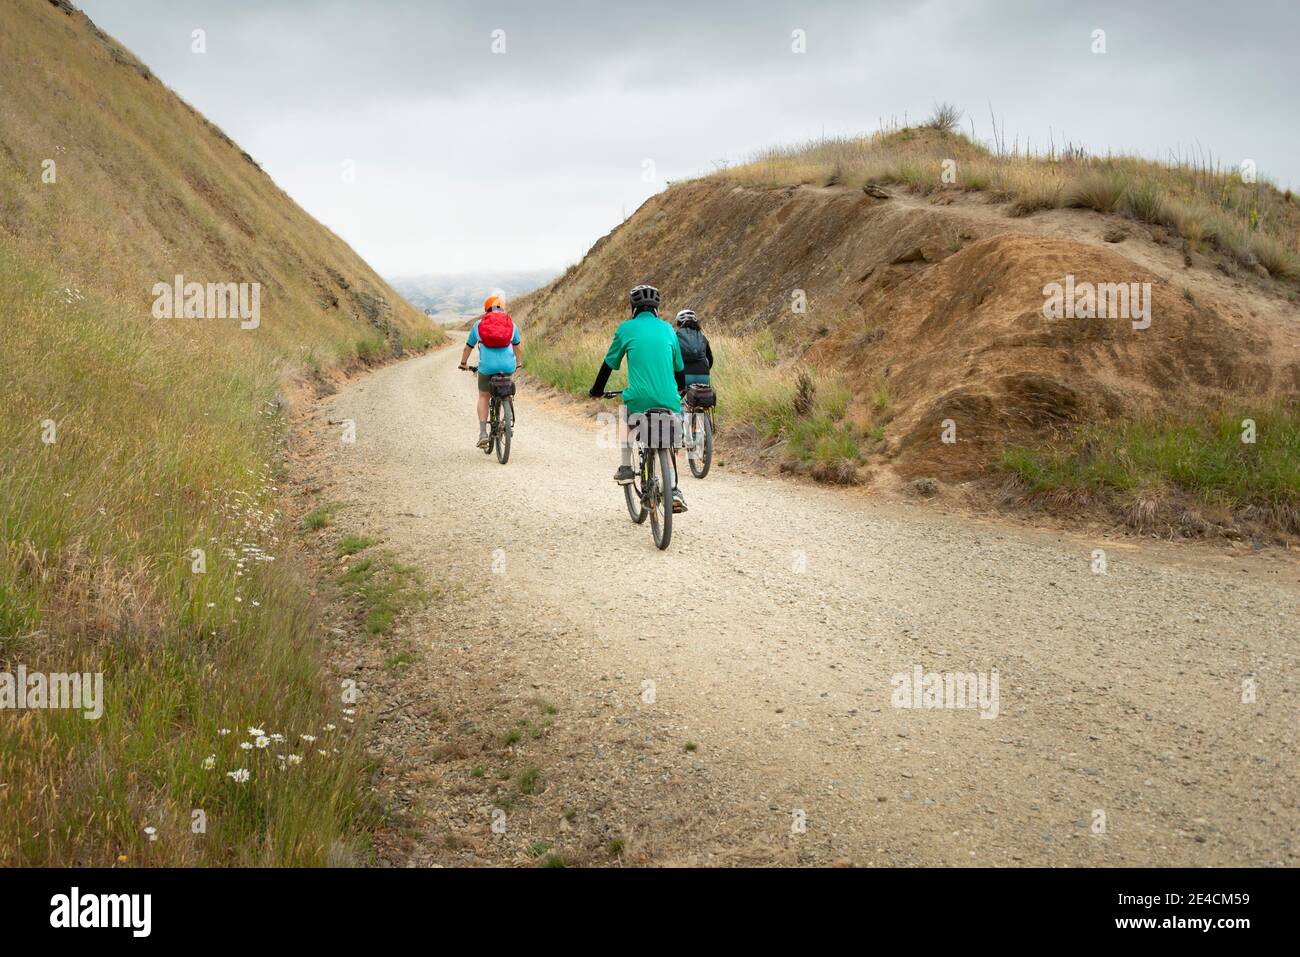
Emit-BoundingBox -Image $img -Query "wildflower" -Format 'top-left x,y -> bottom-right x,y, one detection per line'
144,826 -> 158,842
117,854 -> 127,864
287,754 -> 303,766
202,755 -> 216,770
248,726 -> 264,736
269,733 -> 286,743
226,768 -> 250,784
240,741 -> 252,750
255,735 -> 270,749
300,734 -> 316,743
218,728 -> 231,736
324,723 -> 336,732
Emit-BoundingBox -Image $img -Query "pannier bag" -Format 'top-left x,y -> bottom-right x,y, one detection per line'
633,410 -> 684,449
685,383 -> 716,408
478,311 -> 515,348
489,375 -> 516,398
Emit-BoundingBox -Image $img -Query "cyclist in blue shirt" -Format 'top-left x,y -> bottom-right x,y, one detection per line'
459,295 -> 521,448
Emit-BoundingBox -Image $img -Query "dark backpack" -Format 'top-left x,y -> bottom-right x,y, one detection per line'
677,326 -> 707,364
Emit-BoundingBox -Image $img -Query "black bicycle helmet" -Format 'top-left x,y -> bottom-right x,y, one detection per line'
675,309 -> 698,328
629,284 -> 661,310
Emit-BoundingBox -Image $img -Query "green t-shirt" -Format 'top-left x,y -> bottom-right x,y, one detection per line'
602,311 -> 684,414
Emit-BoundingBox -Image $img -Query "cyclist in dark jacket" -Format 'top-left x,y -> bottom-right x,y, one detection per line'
673,309 -> 713,393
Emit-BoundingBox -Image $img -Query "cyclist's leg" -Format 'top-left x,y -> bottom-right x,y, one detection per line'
665,420 -> 688,512
476,375 -> 492,446
614,403 -> 635,483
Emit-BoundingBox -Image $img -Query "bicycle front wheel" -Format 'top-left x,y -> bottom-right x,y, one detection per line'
688,411 -> 713,479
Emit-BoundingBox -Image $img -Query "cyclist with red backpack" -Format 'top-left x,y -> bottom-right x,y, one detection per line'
459,295 -> 521,449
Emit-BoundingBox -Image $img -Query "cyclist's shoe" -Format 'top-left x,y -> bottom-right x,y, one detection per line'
476,433 -> 491,450
613,465 -> 636,485
672,488 -> 688,513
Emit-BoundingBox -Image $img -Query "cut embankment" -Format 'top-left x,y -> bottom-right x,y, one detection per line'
517,159 -> 1299,539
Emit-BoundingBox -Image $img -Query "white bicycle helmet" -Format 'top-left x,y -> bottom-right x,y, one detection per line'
629,284 -> 661,310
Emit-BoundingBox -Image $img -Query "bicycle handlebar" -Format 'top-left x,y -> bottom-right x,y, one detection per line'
461,364 -> 478,372
601,391 -> 622,399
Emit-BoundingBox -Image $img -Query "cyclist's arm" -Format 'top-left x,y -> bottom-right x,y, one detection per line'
511,325 -> 522,364
589,326 -> 626,397
460,322 -> 479,369
705,339 -> 714,369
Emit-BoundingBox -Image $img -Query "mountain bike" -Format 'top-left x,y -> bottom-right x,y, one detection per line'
464,364 -> 515,464
602,392 -> 678,550
682,383 -> 716,479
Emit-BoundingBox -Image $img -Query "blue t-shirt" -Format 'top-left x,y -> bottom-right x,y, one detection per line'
466,317 -> 520,375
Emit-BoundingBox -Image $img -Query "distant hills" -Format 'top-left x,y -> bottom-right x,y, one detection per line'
389,269 -> 557,325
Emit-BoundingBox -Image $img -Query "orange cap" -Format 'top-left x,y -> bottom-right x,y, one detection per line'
483,295 -> 504,312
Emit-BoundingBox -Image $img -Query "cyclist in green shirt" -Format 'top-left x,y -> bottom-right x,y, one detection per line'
588,284 -> 688,513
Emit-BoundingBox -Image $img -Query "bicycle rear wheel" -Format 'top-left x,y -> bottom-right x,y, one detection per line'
688,411 -> 713,479
648,447 -> 673,550
495,399 -> 513,464
624,444 -> 648,524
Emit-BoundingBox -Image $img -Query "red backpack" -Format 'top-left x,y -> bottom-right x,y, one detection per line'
477,310 -> 515,349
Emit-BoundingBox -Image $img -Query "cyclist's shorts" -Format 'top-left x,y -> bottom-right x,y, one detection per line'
477,373 -> 493,393
684,373 -> 711,386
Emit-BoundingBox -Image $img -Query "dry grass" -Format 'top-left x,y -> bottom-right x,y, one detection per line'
521,328 -> 875,474
717,113 -> 1300,282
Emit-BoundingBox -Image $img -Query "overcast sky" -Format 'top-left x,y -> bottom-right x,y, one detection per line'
78,0 -> 1299,277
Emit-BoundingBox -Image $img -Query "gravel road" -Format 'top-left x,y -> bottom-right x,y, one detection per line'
306,346 -> 1298,866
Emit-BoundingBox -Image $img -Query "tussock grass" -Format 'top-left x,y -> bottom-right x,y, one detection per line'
717,115 -> 1300,281
1001,405 -> 1300,529
1064,170 -> 1128,213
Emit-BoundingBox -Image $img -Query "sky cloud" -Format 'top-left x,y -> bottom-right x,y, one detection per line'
78,0 -> 1300,276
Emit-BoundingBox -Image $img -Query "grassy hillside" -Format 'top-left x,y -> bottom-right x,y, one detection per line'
0,0 -> 441,864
